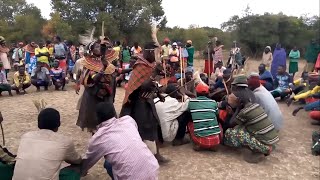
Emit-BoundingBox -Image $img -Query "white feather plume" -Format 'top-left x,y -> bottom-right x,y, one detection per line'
151,24 -> 160,47
79,27 -> 96,46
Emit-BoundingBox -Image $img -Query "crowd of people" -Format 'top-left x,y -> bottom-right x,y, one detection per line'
0,30 -> 320,180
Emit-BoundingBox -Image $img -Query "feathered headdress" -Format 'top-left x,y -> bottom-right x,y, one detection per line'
151,24 -> 160,47
79,27 -> 96,52
32,99 -> 47,113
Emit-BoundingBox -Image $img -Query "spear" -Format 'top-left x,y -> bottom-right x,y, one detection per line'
0,111 -> 5,147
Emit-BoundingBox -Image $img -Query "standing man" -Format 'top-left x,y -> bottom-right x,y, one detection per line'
53,36 -> 68,72
161,38 -> 171,64
0,37 -> 11,79
0,62 -> 12,96
186,40 -> 195,72
121,42 -> 168,164
262,46 -> 273,70
305,39 -> 320,72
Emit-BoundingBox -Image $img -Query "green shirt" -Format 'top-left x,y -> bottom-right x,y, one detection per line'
186,46 -> 195,66
236,103 -> 279,145
122,49 -> 131,63
305,44 -> 320,63
188,96 -> 220,137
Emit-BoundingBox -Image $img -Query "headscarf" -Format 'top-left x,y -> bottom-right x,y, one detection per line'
248,73 -> 261,90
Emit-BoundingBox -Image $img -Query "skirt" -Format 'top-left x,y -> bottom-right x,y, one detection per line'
289,61 -> 298,74
188,122 -> 222,149
204,60 -> 214,76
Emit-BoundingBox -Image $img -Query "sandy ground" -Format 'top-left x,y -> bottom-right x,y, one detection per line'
0,59 -> 319,180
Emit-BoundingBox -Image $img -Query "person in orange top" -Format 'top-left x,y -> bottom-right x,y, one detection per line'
131,42 -> 142,55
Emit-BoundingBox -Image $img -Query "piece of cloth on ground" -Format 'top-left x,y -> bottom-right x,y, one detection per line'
188,122 -> 222,149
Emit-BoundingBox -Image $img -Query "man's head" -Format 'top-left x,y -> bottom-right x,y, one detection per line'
301,71 -> 309,80
38,41 -> 44,48
264,46 -> 271,53
293,46 -> 297,51
185,71 -> 193,82
277,65 -> 285,75
54,36 -> 61,43
115,41 -> 121,46
30,42 -> 36,47
36,62 -> 43,70
276,43 -> 281,50
216,40 -> 222,46
143,42 -> 158,63
222,68 -> 232,81
164,38 -> 170,45
196,83 -> 209,97
46,40 -> 51,46
186,40 -> 192,48
134,42 -> 139,48
89,41 -> 102,57
247,73 -> 261,91
258,64 -> 266,74
172,42 -> 177,49
18,42 -> 24,48
38,108 -> 61,132
53,61 -> 59,68
165,84 -> 181,99
228,88 -> 254,109
231,75 -> 248,90
18,65 -> 25,74
216,60 -> 223,69
96,102 -> 117,125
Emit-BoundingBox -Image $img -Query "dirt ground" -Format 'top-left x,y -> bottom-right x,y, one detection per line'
0,59 -> 319,180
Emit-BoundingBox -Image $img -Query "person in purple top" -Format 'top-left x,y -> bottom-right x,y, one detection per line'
271,43 -> 287,78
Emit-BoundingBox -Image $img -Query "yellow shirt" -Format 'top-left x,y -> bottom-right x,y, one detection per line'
13,71 -> 30,87
48,47 -> 54,57
35,47 -> 49,64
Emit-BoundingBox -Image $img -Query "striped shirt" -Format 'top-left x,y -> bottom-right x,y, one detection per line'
188,96 -> 221,137
82,116 -> 159,180
236,103 -> 279,145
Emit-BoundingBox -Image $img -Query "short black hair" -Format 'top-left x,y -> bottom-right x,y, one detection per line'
144,42 -> 157,50
55,36 -> 61,42
96,102 -> 117,124
259,63 -> 266,68
38,108 -> 61,131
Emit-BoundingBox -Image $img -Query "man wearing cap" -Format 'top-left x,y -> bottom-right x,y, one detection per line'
169,42 -> 180,70
248,73 -> 283,131
13,108 -> 82,180
262,46 -> 273,70
161,38 -> 171,63
186,40 -> 195,71
188,83 -> 222,151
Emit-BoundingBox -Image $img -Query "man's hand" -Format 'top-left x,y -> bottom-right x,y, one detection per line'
158,94 -> 166,102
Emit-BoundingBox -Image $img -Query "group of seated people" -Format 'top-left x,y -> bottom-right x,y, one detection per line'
0,61 -> 68,96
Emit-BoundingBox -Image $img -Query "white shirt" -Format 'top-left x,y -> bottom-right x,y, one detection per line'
253,85 -> 283,130
154,95 -> 190,142
13,130 -> 82,180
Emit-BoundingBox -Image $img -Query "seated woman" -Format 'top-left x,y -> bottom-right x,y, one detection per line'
270,65 -> 292,100
224,88 -> 279,163
188,83 -> 222,151
258,64 -> 274,91
50,61 -> 66,90
11,65 -> 31,94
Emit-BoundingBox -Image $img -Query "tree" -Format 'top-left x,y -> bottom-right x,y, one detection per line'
42,12 -> 74,41
51,0 -> 166,42
0,0 -> 28,24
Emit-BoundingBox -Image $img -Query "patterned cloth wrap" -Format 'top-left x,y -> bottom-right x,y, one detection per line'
123,55 -> 155,104
188,122 -> 223,149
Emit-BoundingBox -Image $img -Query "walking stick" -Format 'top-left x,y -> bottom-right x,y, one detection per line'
179,47 -> 185,102
0,111 -> 5,147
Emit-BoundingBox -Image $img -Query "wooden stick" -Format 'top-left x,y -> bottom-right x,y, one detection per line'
1,124 -> 5,147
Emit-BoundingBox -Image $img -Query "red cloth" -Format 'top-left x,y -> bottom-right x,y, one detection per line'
315,53 -> 320,71
306,97 -> 318,103
204,60 -> 214,75
188,122 -> 222,149
123,56 -> 155,104
58,59 -> 67,72
219,110 -> 228,122
310,111 -> 320,121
